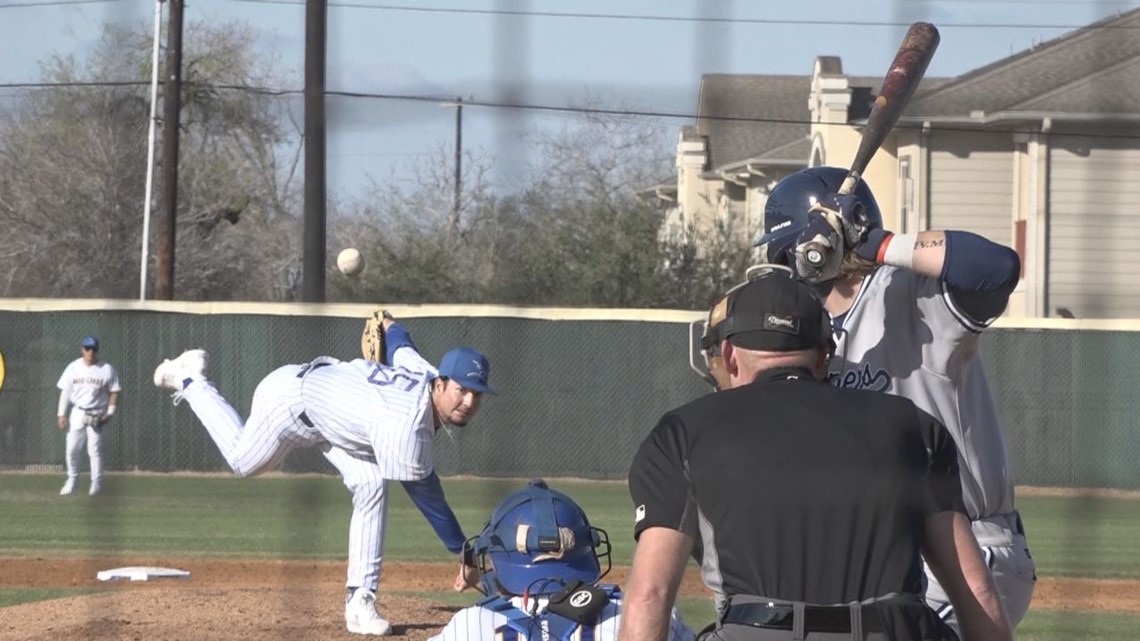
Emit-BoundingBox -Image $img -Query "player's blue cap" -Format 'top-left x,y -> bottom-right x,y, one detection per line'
437,347 -> 495,395
80,336 -> 99,349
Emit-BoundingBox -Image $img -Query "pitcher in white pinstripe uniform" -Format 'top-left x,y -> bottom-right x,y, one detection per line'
153,314 -> 494,636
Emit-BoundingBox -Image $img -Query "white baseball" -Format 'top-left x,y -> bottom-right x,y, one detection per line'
337,248 -> 365,276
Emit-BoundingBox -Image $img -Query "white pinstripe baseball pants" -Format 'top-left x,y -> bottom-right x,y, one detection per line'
64,408 -> 104,485
180,363 -> 390,591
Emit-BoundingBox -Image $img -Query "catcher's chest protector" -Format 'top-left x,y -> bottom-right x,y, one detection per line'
478,586 -> 619,641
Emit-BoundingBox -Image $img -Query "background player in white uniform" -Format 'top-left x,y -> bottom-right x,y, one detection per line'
754,166 -> 1035,636
430,479 -> 695,641
153,315 -> 493,636
56,335 -> 121,496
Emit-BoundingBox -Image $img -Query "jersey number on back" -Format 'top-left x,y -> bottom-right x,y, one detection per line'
366,364 -> 419,391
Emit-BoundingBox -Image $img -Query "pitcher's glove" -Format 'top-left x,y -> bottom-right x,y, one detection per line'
361,308 -> 394,364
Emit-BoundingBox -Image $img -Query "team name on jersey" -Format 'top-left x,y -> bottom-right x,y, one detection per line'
828,362 -> 891,392
71,376 -> 110,386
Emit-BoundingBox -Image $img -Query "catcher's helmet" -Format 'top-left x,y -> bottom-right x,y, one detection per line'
469,479 -> 611,597
754,166 -> 883,267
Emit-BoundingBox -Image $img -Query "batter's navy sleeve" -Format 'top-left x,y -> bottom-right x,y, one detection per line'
401,471 -> 466,553
385,323 -> 417,364
940,231 -> 1021,325
628,412 -> 698,540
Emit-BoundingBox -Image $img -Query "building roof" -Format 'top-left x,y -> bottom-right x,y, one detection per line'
755,137 -> 814,163
906,8 -> 1140,119
695,74 -> 810,170
695,72 -> 902,170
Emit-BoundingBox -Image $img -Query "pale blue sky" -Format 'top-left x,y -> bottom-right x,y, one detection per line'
1,0 -> 1137,196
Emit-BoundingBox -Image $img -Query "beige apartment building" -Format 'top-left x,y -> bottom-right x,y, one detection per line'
649,9 -> 1140,319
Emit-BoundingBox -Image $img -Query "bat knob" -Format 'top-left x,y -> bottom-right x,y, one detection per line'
805,246 -> 827,268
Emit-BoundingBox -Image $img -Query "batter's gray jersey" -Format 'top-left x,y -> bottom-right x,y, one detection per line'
827,266 -> 1014,520
300,347 -> 440,482
427,597 -> 694,641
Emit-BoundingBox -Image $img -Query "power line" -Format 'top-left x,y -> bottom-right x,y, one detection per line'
2,79 -> 1138,142
0,0 -> 119,8
0,81 -> 146,89
915,0 -> 1138,4
231,0 -> 1140,30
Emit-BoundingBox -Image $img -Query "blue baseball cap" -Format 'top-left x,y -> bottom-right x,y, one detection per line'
80,336 -> 99,349
437,347 -> 495,395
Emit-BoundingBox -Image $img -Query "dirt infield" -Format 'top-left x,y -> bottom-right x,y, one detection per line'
2,558 -> 1138,640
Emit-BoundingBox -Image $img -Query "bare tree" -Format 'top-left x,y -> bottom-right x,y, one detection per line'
326,100 -> 746,309
327,144 -> 498,303
658,209 -> 756,310
0,21 -> 301,300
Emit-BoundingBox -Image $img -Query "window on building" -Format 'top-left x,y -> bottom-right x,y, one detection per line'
898,156 -> 914,233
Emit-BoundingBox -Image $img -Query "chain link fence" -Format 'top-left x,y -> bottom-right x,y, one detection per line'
983,327 -> 1140,489
0,307 -> 710,479
2,306 -> 1138,489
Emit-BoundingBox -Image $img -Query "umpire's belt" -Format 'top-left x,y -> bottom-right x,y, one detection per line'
721,602 -> 884,634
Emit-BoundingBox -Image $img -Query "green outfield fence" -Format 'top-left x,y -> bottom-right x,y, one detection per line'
0,301 -> 1137,488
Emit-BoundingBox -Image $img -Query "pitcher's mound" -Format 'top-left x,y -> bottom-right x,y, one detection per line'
0,587 -> 458,641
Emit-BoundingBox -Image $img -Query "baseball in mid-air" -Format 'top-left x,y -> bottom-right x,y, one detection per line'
337,248 -> 365,277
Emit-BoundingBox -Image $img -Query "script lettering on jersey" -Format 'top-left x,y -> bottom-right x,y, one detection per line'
366,364 -> 419,391
828,363 -> 891,392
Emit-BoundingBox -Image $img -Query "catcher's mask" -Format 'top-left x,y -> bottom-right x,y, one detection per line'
464,479 -> 611,597
689,264 -> 835,390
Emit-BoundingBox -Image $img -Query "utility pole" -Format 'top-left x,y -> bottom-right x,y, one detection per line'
301,0 -> 328,303
452,96 -> 463,229
138,0 -> 165,300
154,0 -> 184,300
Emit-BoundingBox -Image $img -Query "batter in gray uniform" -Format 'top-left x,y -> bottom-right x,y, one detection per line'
755,167 -> 1036,636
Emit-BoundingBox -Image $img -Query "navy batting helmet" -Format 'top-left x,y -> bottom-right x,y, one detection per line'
469,479 -> 611,597
755,166 -> 883,269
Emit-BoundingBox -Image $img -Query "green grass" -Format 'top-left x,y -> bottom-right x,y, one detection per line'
0,587 -> 99,607
676,597 -> 717,631
5,474 -> 1140,641
3,475 -> 1140,580
1017,494 -> 1140,579
1015,609 -> 1140,641
0,474 -> 636,562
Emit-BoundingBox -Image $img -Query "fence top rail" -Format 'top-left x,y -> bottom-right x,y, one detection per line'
1,298 -> 1139,331
0,298 -> 706,323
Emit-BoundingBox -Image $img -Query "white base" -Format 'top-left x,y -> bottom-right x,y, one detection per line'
96,566 -> 191,582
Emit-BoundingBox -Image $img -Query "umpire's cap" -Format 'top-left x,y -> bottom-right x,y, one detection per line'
711,270 -> 833,353
437,347 -> 495,394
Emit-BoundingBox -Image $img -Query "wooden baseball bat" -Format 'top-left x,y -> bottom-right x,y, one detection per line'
801,22 -> 940,274
838,22 -> 940,196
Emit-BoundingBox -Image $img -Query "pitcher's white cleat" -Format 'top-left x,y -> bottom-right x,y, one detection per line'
153,349 -> 209,391
345,588 -> 392,636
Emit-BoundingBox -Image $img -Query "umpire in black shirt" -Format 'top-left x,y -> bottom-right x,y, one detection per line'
619,267 -> 1011,641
